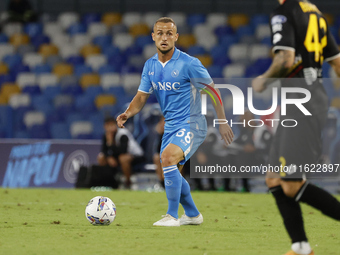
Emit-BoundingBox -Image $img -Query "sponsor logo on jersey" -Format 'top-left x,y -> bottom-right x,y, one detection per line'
148,71 -> 154,75
271,15 -> 287,25
152,81 -> 180,90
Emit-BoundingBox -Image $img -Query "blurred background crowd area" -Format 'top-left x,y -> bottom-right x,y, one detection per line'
0,0 -> 339,150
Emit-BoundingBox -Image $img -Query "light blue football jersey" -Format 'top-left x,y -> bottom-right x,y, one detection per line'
138,47 -> 212,130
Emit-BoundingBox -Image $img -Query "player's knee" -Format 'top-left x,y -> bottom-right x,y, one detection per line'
161,151 -> 178,167
265,177 -> 280,188
281,180 -> 305,198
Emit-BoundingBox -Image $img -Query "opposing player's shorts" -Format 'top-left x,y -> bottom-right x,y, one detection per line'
268,114 -> 326,181
161,116 -> 207,165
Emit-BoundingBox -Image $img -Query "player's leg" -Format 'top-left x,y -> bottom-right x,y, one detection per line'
153,143 -> 183,226
281,180 -> 340,220
118,154 -> 133,188
267,176 -> 311,255
153,152 -> 164,187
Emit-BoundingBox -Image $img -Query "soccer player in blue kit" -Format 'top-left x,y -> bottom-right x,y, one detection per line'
116,17 -> 234,226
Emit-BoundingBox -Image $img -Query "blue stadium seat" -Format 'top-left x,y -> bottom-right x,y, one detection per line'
245,64 -> 262,78
66,112 -> 86,127
50,122 -> 71,139
66,56 -> 85,66
210,45 -> 228,60
55,105 -> 75,120
124,46 -> 143,58
253,58 -> 272,73
214,25 -> 234,37
22,85 -> 41,95
45,109 -> 63,125
106,86 -> 126,98
120,65 -> 140,74
250,14 -> 269,29
0,74 -> 15,86
103,45 -> 121,58
74,65 -> 93,77
13,106 -> 33,131
98,64 -> 118,74
213,55 -> 231,67
61,84 -> 83,96
329,26 -> 340,44
33,64 -> 51,74
31,35 -> 50,49
3,54 -> 22,69
187,45 -> 206,56
135,35 -> 153,48
322,62 -> 331,79
99,105 -> 120,119
85,86 -> 104,100
82,13 -> 101,26
0,106 -> 13,138
236,25 -> 255,39
10,64 -> 30,77
24,23 -> 43,38
75,94 -> 96,113
29,124 -> 50,139
261,37 -> 272,46
187,14 -> 206,27
42,86 -> 62,100
108,54 -> 127,72
68,23 -> 87,35
31,94 -> 53,115
219,35 -> 239,48
207,65 -> 223,78
0,34 -> 8,43
93,35 -> 112,49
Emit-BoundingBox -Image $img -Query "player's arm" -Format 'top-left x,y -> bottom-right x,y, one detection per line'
204,85 -> 234,145
116,91 -> 150,128
328,56 -> 340,77
252,49 -> 295,93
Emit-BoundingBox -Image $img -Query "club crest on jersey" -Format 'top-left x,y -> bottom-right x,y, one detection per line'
271,15 -> 287,25
171,69 -> 179,77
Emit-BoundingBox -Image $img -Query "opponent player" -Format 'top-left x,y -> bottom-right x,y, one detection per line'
252,0 -> 340,254
117,17 -> 234,226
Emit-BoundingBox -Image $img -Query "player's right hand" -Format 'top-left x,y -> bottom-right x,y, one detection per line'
116,113 -> 128,128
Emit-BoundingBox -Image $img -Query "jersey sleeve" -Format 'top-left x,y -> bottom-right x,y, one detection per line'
324,24 -> 340,62
270,10 -> 296,53
138,62 -> 153,94
188,58 -> 213,89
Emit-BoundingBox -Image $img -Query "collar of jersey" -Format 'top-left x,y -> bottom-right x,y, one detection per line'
152,47 -> 180,61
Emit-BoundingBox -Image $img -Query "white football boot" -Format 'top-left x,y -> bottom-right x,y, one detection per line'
153,214 -> 180,227
179,213 -> 203,225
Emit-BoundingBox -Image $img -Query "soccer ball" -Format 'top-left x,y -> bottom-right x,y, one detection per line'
85,196 -> 116,225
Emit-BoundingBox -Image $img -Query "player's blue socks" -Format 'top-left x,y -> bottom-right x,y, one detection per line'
163,165 -> 182,219
180,176 -> 200,217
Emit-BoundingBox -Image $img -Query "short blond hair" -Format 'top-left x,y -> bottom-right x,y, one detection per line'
153,17 -> 177,31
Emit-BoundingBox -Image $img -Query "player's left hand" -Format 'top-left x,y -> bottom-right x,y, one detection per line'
219,124 -> 234,145
252,75 -> 266,93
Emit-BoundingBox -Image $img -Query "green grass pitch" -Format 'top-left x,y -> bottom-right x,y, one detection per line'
1,188 -> 339,255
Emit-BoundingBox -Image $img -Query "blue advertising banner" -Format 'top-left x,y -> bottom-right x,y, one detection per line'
0,139 -> 101,188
